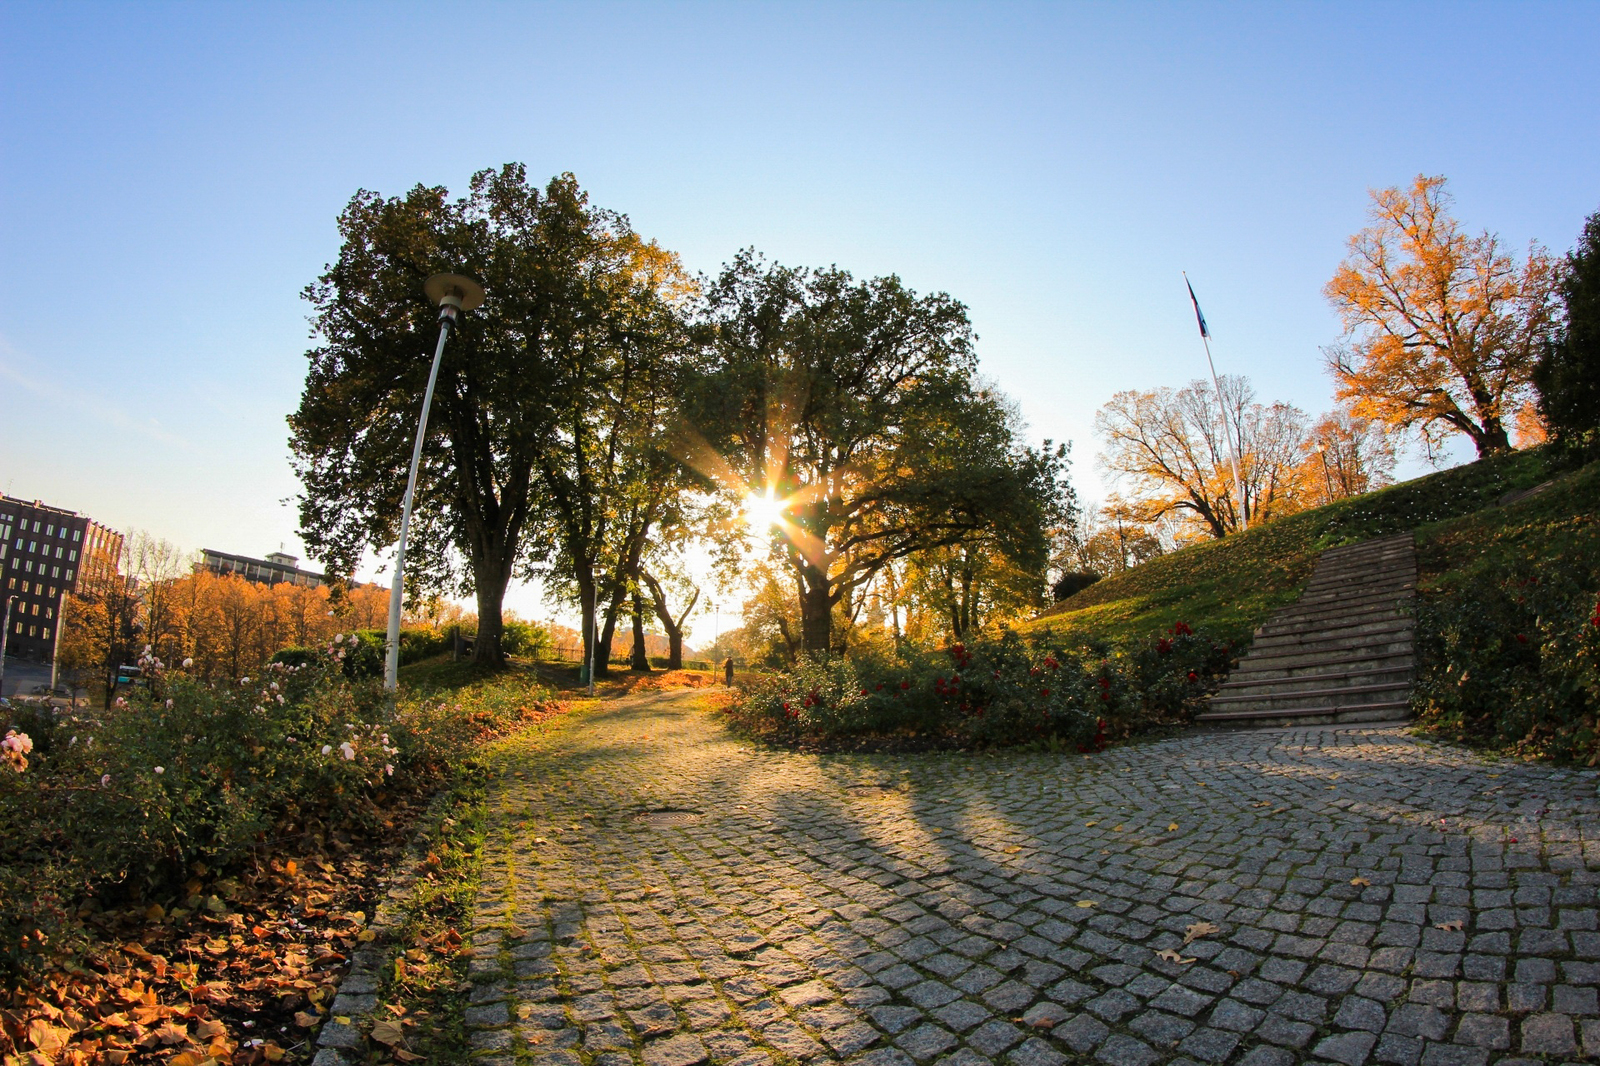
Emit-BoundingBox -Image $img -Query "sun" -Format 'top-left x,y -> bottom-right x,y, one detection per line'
742,489 -> 787,529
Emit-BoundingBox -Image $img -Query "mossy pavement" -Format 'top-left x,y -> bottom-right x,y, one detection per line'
461,689 -> 1600,1066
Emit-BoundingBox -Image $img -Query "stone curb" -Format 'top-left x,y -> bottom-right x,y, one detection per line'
308,788 -> 457,1066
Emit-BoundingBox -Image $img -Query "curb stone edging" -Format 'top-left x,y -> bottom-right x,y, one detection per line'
308,787 -> 459,1066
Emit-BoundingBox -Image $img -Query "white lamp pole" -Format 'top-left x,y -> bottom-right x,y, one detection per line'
384,273 -> 486,692
0,596 -> 12,699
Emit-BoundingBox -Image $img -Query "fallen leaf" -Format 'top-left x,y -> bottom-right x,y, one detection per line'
1167,823 -> 1179,832
294,1011 -> 320,1028
26,1021 -> 70,1053
393,1051 -> 426,1063
1183,921 -> 1220,944
1434,919 -> 1464,932
167,1055 -> 203,1066
370,1020 -> 407,1047
1084,821 -> 1098,827
357,929 -> 376,942
1075,900 -> 1097,908
1350,877 -> 1371,887
145,903 -> 166,922
1003,846 -> 1023,854
1112,824 -> 1125,832
1156,948 -> 1197,964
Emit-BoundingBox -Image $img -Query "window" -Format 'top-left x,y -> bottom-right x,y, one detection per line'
68,550 -> 76,562
73,530 -> 80,542
11,622 -> 19,635
45,524 -> 53,536
31,521 -> 39,533
28,541 -> 36,553
42,627 -> 50,641
30,603 -> 38,616
5,578 -> 12,590
47,587 -> 55,598
24,562 -> 32,573
51,566 -> 59,578
65,569 -> 73,581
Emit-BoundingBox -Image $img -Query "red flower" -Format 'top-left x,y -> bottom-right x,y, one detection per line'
1041,688 -> 1050,697
1187,671 -> 1199,683
901,680 -> 910,689
1100,692 -> 1111,702
1515,634 -> 1527,643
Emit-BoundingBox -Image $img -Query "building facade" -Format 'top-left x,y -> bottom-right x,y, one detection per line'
199,549 -> 328,588
0,495 -> 123,663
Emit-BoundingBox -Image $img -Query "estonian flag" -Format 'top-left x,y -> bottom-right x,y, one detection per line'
1186,277 -> 1211,340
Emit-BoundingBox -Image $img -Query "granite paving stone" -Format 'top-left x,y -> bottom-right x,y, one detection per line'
462,689 -> 1600,1064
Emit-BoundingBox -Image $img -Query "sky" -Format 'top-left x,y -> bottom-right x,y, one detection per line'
2,1 -> 1597,628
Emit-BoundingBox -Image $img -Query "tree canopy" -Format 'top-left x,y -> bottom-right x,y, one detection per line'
289,166 -> 686,664
685,252 -> 1071,655
1534,206 -> 1600,458
1324,174 -> 1559,459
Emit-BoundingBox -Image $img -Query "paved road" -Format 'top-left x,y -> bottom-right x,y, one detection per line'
465,690 -> 1600,1066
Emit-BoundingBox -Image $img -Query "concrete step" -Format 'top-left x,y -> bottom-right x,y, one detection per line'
1267,590 -> 1416,622
1244,634 -> 1415,663
1214,665 -> 1414,696
1261,601 -> 1411,634
1257,612 -> 1414,641
1298,572 -> 1415,598
1250,619 -> 1413,655
1207,679 -> 1413,712
1194,699 -> 1413,729
1230,649 -> 1416,683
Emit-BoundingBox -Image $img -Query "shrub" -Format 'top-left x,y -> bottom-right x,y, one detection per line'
502,619 -> 553,659
0,636 -> 554,982
730,625 -> 1231,749
1414,567 -> 1600,762
1052,571 -> 1102,602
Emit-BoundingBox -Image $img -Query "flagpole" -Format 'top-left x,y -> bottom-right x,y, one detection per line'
1185,273 -> 1248,533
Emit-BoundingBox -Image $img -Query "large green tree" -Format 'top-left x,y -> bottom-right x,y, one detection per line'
1534,207 -> 1600,457
688,252 -> 1068,655
289,166 -> 686,665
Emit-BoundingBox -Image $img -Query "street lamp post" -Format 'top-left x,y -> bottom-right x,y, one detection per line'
0,596 -> 13,700
384,273 -> 485,693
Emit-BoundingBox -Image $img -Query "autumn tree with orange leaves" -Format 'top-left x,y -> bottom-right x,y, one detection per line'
1324,175 -> 1560,459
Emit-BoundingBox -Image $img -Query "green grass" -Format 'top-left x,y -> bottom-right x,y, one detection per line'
1416,459 -> 1600,593
1025,447 -> 1559,648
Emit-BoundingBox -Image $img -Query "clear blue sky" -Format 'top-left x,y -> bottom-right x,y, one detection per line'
2,1 -> 1596,619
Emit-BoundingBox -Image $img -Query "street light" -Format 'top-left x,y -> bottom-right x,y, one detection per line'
384,272 -> 486,692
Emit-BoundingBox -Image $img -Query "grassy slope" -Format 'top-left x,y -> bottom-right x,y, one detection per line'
1024,448 -> 1558,649
1416,457 -> 1600,593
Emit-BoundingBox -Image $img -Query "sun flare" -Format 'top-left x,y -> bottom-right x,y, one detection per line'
742,489 -> 787,529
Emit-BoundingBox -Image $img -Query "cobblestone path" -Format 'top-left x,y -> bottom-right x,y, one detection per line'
465,690 -> 1600,1066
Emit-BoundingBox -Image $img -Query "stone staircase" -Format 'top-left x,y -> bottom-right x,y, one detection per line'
1194,532 -> 1417,729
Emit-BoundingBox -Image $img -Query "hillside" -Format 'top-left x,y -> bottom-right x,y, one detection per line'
1026,447 -> 1566,649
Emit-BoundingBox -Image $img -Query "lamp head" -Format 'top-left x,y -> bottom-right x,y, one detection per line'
423,273 -> 486,313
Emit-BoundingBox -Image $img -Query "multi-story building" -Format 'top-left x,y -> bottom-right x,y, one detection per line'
199,548 -> 329,588
0,495 -> 123,663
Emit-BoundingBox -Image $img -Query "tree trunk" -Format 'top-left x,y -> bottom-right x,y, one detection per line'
640,571 -> 696,671
473,578 -> 507,666
596,586 -> 626,677
630,591 -> 651,671
799,570 -> 832,656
